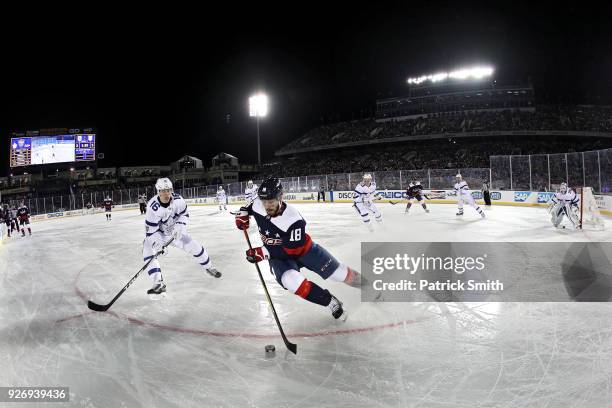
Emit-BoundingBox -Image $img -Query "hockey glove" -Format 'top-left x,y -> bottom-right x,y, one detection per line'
235,208 -> 250,230
146,232 -> 168,256
173,223 -> 187,240
246,246 -> 269,263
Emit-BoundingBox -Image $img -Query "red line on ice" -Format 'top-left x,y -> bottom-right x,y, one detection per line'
64,269 -> 434,338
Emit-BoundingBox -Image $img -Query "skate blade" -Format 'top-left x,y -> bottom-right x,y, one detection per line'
148,292 -> 167,301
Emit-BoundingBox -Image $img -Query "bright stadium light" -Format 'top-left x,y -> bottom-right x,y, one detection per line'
407,65 -> 494,85
249,92 -> 268,165
249,93 -> 268,118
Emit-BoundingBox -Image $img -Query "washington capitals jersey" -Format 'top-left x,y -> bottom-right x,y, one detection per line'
407,183 -> 423,199
103,199 -> 113,210
16,206 -> 30,220
353,182 -> 378,203
144,193 -> 189,237
242,198 -> 312,260
245,185 -> 258,203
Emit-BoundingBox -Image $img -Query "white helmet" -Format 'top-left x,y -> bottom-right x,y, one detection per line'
560,182 -> 568,193
218,186 -> 224,191
456,173 -> 462,180
155,177 -> 173,192
247,180 -> 253,187
363,173 -> 372,181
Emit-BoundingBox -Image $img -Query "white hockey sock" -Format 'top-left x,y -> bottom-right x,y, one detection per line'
328,264 -> 349,282
150,271 -> 163,283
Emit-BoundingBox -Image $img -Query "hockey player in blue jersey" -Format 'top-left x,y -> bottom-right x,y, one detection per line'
235,177 -> 363,320
143,178 -> 221,297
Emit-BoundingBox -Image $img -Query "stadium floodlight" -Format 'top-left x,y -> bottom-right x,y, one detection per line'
249,92 -> 268,165
249,93 -> 268,118
407,65 -> 494,85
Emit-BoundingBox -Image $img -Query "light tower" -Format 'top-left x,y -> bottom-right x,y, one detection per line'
249,92 -> 268,165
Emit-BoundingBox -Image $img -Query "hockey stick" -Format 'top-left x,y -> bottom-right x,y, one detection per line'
87,236 -> 176,312
242,229 -> 297,354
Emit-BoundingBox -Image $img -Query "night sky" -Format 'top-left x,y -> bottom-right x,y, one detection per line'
1,4 -> 609,177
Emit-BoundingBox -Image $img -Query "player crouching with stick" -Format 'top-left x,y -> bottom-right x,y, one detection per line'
235,177 -> 365,321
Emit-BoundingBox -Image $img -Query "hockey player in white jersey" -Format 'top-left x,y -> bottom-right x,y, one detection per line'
454,174 -> 485,218
353,174 -> 383,229
548,182 -> 580,229
143,178 -> 221,297
216,186 -> 227,211
244,180 -> 258,204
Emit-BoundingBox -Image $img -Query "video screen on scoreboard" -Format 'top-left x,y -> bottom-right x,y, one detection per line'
10,134 -> 96,167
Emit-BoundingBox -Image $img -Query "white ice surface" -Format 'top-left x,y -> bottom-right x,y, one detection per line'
1,203 -> 612,408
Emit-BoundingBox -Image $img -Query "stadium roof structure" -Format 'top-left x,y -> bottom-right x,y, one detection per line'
212,152 -> 238,160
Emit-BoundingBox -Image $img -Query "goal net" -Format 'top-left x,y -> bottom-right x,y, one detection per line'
577,187 -> 605,230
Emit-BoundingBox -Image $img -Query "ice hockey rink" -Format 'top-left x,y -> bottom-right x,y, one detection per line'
2,202 -> 612,408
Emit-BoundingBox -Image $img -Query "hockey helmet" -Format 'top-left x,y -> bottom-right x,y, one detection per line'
155,177 -> 173,192
258,177 -> 283,200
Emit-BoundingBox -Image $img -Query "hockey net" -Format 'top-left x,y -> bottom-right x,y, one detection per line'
577,187 -> 605,230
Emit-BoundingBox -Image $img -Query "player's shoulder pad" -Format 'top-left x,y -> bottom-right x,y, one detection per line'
146,196 -> 159,207
251,197 -> 265,214
270,203 -> 304,232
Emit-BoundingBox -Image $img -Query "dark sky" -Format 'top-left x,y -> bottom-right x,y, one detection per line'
1,4 -> 610,176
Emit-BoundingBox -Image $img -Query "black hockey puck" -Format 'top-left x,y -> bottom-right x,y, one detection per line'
265,344 -> 275,353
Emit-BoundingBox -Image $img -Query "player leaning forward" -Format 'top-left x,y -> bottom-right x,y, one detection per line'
143,178 -> 221,296
454,174 -> 485,218
235,177 -> 363,320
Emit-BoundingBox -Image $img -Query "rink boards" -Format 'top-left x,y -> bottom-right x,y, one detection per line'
2,190 -> 611,233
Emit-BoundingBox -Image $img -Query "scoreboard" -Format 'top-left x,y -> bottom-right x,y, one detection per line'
9,128 -> 96,168
74,134 -> 96,161
10,137 -> 32,167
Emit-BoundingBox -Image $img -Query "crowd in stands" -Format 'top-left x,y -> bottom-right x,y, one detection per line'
279,106 -> 612,153
265,136 -> 612,178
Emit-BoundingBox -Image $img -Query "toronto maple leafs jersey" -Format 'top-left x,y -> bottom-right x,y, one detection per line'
216,189 -> 227,203
144,193 -> 189,238
454,180 -> 471,197
244,185 -> 258,203
550,189 -> 579,206
353,182 -> 379,203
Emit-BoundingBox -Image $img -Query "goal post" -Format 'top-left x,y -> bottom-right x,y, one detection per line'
576,187 -> 605,231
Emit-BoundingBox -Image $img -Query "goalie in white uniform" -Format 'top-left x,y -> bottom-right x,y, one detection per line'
143,178 -> 221,297
244,180 -> 258,204
454,174 -> 485,218
548,182 -> 580,229
216,186 -> 227,211
353,174 -> 383,228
